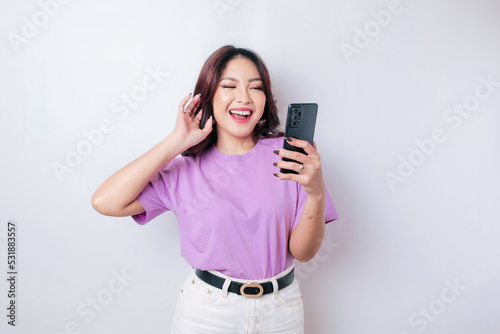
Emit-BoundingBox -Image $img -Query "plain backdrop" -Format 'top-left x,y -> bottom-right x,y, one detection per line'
1,0 -> 499,333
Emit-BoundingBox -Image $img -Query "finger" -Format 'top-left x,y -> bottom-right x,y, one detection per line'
202,116 -> 214,133
185,94 -> 201,114
178,93 -> 193,114
313,141 -> 317,150
273,171 -> 301,182
274,148 -> 308,164
284,137 -> 318,156
273,159 -> 302,172
194,106 -> 204,121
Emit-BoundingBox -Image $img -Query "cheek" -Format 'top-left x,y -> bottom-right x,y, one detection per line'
213,93 -> 232,110
212,96 -> 225,114
256,96 -> 267,113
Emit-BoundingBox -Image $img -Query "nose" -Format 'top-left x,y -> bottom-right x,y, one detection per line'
236,87 -> 251,104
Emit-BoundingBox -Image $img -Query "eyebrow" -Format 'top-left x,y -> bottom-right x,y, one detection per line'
219,77 -> 262,83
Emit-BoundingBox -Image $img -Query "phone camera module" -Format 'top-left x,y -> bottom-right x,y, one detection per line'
290,106 -> 302,128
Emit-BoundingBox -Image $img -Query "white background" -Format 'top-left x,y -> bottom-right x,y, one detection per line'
1,0 -> 499,333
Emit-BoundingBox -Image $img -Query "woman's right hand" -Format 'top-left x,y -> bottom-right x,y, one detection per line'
171,93 -> 214,149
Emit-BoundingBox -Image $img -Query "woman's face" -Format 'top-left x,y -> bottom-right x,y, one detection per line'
212,57 -> 266,143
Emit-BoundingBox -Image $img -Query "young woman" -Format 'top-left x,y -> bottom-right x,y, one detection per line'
92,45 -> 338,333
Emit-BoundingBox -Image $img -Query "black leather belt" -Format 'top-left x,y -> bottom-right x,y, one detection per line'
194,268 -> 294,298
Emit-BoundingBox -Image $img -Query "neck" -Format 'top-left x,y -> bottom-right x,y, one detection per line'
215,131 -> 258,155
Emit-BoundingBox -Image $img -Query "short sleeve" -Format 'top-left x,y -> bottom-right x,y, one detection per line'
292,181 -> 339,230
131,162 -> 178,225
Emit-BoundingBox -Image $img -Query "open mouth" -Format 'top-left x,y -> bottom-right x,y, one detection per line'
229,108 -> 253,122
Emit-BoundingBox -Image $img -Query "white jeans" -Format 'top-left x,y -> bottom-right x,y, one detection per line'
171,265 -> 304,334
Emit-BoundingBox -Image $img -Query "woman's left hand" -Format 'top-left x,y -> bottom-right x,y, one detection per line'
273,137 -> 325,198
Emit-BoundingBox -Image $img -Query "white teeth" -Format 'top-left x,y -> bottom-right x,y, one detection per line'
230,110 -> 251,116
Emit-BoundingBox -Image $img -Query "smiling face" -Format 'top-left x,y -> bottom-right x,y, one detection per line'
212,56 -> 266,143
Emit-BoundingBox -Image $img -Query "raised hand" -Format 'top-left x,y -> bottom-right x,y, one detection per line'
171,93 -> 214,149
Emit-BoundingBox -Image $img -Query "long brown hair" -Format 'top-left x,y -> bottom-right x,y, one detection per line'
182,45 -> 283,156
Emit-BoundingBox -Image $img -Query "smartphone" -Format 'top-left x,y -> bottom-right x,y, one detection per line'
280,103 -> 318,174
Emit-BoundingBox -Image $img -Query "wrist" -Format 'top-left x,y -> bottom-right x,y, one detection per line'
307,191 -> 325,203
303,192 -> 326,220
303,206 -> 325,220
166,132 -> 191,155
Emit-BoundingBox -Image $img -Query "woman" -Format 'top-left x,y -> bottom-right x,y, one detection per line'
92,45 -> 338,333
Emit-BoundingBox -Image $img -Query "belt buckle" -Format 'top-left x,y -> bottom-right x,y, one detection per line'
240,282 -> 263,298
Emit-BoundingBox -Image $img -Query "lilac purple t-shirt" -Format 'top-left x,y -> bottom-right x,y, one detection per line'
132,136 -> 338,280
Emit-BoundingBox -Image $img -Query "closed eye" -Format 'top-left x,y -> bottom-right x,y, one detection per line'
221,85 -> 236,89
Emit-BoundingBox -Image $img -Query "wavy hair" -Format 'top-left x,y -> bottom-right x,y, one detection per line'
182,45 -> 283,156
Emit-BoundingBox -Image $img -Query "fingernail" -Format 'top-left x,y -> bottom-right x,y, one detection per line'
188,92 -> 192,95
197,92 -> 202,97
273,162 -> 277,166
285,137 -> 293,142
273,150 -> 280,155
273,173 -> 280,177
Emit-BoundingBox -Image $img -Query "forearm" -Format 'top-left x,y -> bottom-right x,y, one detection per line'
91,133 -> 188,216
288,192 -> 326,262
